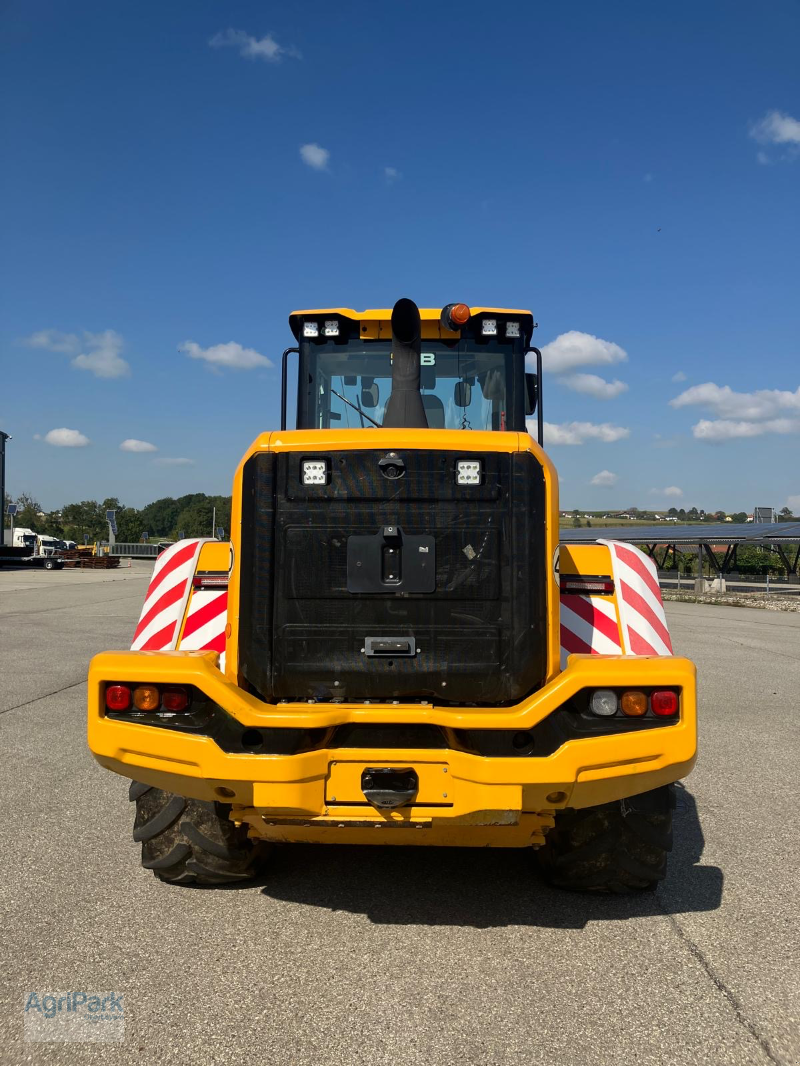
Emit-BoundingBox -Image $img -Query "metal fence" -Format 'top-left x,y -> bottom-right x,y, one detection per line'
107,543 -> 160,558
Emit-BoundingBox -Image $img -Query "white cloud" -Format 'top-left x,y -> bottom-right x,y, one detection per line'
541,421 -> 630,445
749,110 -> 800,147
20,328 -> 129,377
384,166 -> 401,183
22,329 -> 80,353
72,330 -> 130,379
209,29 -> 300,62
670,381 -> 800,439
535,330 -> 628,375
650,486 -> 683,498
44,427 -> 90,447
671,370 -> 687,383
692,418 -> 800,441
179,340 -> 272,370
591,470 -> 618,487
560,373 -> 628,399
757,151 -> 771,166
670,382 -> 800,420
154,457 -> 194,466
120,439 -> 157,453
300,143 -> 330,170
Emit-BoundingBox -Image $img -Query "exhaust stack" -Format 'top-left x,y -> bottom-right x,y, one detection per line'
382,298 -> 429,429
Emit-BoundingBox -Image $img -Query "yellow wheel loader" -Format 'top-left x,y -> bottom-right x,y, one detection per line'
88,300 -> 696,890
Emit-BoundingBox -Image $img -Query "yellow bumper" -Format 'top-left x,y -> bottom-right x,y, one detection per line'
88,651 -> 696,848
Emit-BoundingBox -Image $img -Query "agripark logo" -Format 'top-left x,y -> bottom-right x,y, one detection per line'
24,991 -> 124,1043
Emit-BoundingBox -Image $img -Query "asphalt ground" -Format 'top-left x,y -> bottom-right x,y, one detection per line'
0,564 -> 798,1066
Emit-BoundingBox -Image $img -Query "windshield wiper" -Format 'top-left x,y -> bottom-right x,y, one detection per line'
330,388 -> 381,428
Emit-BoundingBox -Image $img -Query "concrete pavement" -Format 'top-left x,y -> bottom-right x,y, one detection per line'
1,569 -> 798,1065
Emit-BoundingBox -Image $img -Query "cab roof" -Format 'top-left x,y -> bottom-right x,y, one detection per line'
289,307 -> 534,342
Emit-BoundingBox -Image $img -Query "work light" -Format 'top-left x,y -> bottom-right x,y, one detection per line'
301,459 -> 329,485
481,318 -> 497,336
456,460 -> 482,485
302,321 -> 319,338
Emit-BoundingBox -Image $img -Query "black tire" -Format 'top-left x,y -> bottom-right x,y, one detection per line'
538,785 -> 674,893
44,559 -> 55,570
130,781 -> 267,885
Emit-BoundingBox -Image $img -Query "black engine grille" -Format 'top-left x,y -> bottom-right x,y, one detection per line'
238,448 -> 547,704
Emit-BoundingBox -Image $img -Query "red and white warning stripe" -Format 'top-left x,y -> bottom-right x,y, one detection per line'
131,539 -> 212,652
559,594 -> 622,669
559,540 -> 672,666
178,588 -> 228,670
600,540 -> 672,656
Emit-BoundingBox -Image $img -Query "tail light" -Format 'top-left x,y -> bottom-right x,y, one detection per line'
621,691 -> 648,717
590,689 -> 618,717
162,687 -> 190,713
133,685 -> 160,711
105,684 -> 131,711
651,690 -> 679,716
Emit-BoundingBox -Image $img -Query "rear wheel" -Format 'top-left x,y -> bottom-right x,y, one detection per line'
538,785 -> 674,893
130,782 -> 267,885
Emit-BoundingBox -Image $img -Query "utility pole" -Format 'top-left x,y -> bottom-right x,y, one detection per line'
0,431 -> 10,538
211,505 -> 216,539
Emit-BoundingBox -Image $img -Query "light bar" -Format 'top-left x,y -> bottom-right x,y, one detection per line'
303,321 -> 319,338
481,318 -> 497,336
505,320 -> 520,338
324,319 -> 339,337
302,459 -> 329,485
456,459 -> 482,485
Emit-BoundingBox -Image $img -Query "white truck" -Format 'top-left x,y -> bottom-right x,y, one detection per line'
1,527 -> 65,569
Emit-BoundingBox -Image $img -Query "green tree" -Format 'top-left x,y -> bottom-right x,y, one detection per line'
731,512 -> 747,524
139,497 -> 183,538
14,492 -> 43,531
61,500 -> 106,542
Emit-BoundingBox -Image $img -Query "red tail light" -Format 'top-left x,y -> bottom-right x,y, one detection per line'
105,684 -> 131,711
651,690 -> 679,716
162,687 -> 189,712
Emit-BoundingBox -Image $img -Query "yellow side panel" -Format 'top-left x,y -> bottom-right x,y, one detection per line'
196,541 -> 232,571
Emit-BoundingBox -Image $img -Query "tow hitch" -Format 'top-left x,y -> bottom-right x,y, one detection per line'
361,767 -> 419,810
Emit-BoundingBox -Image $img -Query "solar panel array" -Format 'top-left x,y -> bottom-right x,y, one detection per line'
560,521 -> 800,545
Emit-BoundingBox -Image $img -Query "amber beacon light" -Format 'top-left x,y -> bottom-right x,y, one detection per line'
440,303 -> 471,331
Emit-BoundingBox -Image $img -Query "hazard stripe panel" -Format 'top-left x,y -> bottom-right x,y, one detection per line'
178,589 -> 228,671
599,539 -> 673,656
131,539 -> 222,658
559,540 -> 672,665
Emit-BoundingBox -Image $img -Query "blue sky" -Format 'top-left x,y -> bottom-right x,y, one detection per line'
1,0 -> 798,513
